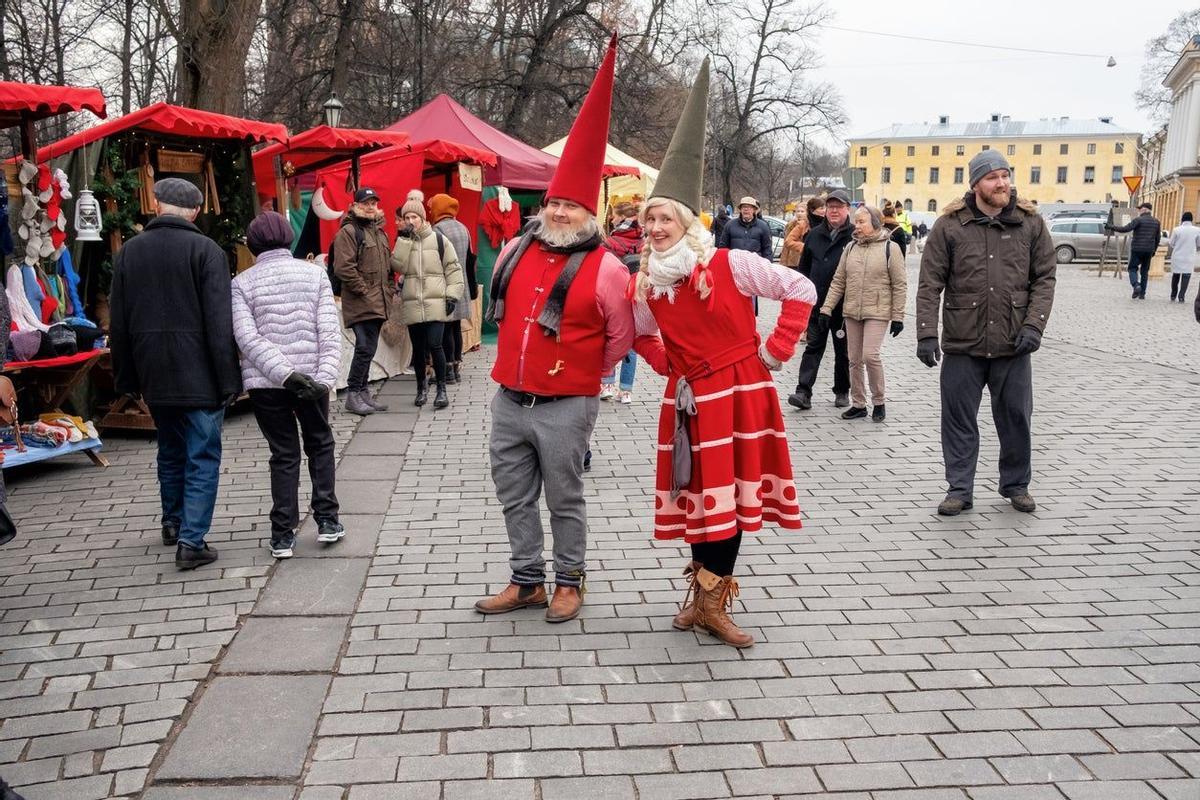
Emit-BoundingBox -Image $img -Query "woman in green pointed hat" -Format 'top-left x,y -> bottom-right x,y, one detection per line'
630,58 -> 819,649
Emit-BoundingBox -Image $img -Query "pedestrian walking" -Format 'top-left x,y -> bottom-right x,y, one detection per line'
710,205 -> 730,241
231,212 -> 344,559
333,187 -> 394,416
806,196 -> 826,230
429,193 -> 478,384
917,221 -> 929,240
1107,202 -> 1162,300
816,205 -> 906,422
391,190 -> 465,409
882,206 -> 909,256
717,196 -> 774,261
109,178 -> 242,570
601,201 -> 644,403
893,202 -> 914,237
916,151 -> 1056,516
779,207 -> 808,269
1168,212 -> 1199,303
788,188 -> 854,410
630,59 -> 816,648
476,35 -> 633,623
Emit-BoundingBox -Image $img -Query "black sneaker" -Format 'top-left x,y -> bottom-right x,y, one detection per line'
872,404 -> 886,422
834,392 -> 850,408
270,532 -> 297,559
787,391 -> 812,410
583,449 -> 592,472
840,406 -> 868,420
316,520 -> 345,544
176,543 -> 218,571
161,523 -> 179,547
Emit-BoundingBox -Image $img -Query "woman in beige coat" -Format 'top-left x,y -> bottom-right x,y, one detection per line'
391,191 -> 465,409
816,205 -> 906,421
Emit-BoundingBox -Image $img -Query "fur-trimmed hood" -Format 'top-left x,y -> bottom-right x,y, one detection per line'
943,191 -> 1037,225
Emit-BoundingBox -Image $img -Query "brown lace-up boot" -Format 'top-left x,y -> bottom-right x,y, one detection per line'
474,583 -> 547,614
672,561 -> 704,630
694,569 -> 754,648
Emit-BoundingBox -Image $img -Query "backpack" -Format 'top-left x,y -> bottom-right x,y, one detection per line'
326,219 -> 364,297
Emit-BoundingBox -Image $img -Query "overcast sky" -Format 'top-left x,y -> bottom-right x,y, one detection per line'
807,0 -> 1185,149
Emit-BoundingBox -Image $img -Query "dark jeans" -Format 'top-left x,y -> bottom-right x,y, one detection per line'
1171,273 -> 1191,301
940,353 -> 1033,502
409,321 -> 447,385
150,406 -> 225,550
795,304 -> 850,396
1128,251 -> 1153,297
691,530 -> 742,575
442,321 -> 463,364
249,389 -> 339,537
347,319 -> 383,391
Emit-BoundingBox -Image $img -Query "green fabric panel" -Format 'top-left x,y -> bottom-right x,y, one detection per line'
290,191 -> 311,241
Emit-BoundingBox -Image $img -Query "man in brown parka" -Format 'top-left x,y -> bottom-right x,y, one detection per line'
916,151 -> 1056,516
332,187 -> 394,416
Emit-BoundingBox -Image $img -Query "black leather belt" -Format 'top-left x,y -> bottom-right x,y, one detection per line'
502,387 -> 567,408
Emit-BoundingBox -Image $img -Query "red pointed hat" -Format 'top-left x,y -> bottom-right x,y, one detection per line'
544,33 -> 617,215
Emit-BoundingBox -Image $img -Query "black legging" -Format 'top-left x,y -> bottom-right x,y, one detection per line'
691,531 -> 742,576
409,321 -> 447,385
442,321 -> 463,364
1171,273 -> 1191,301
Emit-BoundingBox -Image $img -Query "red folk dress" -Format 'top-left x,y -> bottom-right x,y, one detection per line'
634,248 -> 817,543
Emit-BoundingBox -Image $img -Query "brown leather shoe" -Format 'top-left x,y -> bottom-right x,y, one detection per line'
694,569 -> 754,648
672,561 -> 704,630
474,583 -> 547,615
545,584 -> 582,623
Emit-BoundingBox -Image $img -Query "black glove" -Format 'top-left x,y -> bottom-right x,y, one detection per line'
811,313 -> 831,336
916,338 -> 941,368
221,392 -> 241,408
889,320 -> 904,338
1013,325 -> 1042,355
284,372 -> 320,400
445,297 -> 458,316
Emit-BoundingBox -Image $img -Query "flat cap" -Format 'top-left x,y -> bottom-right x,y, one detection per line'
825,189 -> 851,205
153,177 -> 203,209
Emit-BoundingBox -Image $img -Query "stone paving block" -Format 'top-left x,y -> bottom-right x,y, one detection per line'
542,776 -> 636,800
255,558 -> 370,615
156,675 -> 330,779
219,616 -> 348,673
817,762 -> 916,792
634,771 -> 731,799
396,753 -> 487,782
141,788 -> 298,800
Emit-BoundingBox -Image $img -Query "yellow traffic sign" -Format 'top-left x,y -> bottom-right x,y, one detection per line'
1123,175 -> 1143,195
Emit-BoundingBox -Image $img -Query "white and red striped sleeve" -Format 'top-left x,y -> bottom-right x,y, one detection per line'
727,249 -> 817,363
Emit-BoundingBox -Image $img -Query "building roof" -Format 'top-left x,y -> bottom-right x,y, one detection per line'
852,117 -> 1140,142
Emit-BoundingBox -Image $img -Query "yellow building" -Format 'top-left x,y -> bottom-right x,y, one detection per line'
1141,37 -> 1200,225
847,114 -> 1141,214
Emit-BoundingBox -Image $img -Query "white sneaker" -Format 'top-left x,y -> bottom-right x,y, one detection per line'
618,391 -> 633,405
599,385 -> 616,401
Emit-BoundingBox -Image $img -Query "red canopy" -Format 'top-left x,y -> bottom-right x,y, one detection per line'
0,81 -> 106,129
254,125 -> 411,173
387,94 -> 636,191
37,102 -> 288,161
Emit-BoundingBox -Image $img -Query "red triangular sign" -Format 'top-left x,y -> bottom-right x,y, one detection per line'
1123,175 -> 1143,194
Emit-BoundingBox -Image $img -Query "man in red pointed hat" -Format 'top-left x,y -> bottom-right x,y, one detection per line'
477,34 -> 634,624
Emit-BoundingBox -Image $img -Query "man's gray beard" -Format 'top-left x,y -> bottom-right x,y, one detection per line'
531,214 -> 599,249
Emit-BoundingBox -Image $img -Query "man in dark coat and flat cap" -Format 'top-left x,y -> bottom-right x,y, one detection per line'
109,177 -> 242,571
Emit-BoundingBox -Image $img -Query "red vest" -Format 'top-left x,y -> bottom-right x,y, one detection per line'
491,245 -> 606,396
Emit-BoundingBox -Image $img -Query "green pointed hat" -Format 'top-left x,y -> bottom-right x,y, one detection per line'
650,57 -> 709,214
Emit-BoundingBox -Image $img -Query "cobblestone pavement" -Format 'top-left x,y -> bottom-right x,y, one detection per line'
1,260 -> 1198,800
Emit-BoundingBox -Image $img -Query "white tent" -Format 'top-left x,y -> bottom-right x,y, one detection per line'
542,137 -> 658,220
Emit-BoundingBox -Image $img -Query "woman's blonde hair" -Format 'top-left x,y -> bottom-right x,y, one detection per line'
634,197 -> 714,301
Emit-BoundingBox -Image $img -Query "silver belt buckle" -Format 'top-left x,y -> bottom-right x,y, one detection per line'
521,393 -> 538,408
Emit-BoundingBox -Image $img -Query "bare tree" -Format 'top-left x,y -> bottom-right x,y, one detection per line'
1136,8 -> 1200,127
160,0 -> 260,113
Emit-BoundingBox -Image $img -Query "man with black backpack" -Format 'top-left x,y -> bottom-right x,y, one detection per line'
331,187 -> 394,415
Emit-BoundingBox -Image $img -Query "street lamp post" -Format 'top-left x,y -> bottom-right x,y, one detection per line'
323,93 -> 344,128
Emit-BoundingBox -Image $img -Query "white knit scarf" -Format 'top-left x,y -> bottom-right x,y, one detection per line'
646,238 -> 698,302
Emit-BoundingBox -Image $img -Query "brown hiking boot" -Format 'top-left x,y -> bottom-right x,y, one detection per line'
693,568 -> 754,648
1009,493 -> 1037,513
474,583 -> 547,615
672,561 -> 704,630
546,584 -> 583,623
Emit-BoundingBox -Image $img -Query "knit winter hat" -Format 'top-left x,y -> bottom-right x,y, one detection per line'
969,150 -> 1011,187
400,189 -> 427,221
650,57 -> 710,214
428,193 -> 459,222
246,211 -> 294,255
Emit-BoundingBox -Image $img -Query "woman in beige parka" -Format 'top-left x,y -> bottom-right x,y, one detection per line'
816,205 -> 907,421
391,190 -> 465,409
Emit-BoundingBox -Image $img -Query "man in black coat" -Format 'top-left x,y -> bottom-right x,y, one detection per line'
717,196 -> 774,261
788,189 -> 853,410
109,178 -> 241,571
1107,202 -> 1162,299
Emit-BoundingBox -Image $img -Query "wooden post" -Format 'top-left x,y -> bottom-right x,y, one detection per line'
17,113 -> 36,161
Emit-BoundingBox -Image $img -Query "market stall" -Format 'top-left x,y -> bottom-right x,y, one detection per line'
1,80 -> 108,470
33,102 -> 288,430
542,137 -> 657,223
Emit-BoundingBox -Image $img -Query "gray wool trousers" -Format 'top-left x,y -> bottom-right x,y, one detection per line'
489,390 -> 599,587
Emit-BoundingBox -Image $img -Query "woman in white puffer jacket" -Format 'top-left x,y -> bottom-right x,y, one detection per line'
231,212 -> 344,560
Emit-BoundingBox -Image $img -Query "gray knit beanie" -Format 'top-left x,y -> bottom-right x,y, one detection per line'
968,150 -> 1011,187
